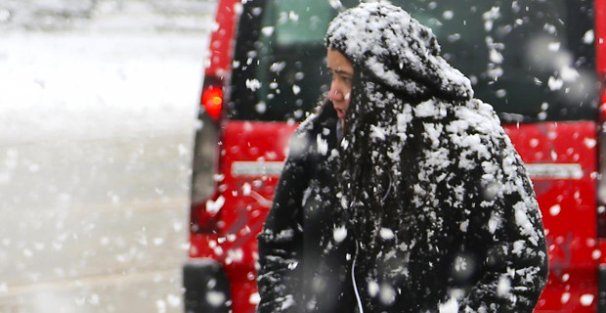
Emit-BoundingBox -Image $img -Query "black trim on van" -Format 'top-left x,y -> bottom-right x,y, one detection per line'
599,264 -> 606,313
183,259 -> 231,313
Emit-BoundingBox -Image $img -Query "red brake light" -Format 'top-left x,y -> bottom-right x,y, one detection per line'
202,85 -> 223,121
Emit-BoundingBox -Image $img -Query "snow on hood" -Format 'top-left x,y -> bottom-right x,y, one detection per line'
325,1 -> 473,101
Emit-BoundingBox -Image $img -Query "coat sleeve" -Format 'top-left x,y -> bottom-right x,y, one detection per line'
459,138 -> 548,313
257,132 -> 309,313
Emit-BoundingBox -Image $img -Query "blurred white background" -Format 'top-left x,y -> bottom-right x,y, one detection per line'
0,0 -> 214,312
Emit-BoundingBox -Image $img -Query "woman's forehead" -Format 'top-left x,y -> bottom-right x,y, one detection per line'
327,49 -> 354,72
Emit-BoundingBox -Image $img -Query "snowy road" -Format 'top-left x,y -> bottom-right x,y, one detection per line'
0,31 -> 208,313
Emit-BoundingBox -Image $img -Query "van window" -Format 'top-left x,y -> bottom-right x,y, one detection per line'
228,0 -> 336,122
229,0 -> 597,122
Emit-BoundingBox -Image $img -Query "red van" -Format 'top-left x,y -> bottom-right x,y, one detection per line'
184,0 -> 606,312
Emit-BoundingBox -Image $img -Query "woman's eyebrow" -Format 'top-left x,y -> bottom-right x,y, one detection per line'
334,69 -> 353,77
326,65 -> 353,77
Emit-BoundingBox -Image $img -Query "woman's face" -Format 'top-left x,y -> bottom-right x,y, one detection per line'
326,48 -> 354,122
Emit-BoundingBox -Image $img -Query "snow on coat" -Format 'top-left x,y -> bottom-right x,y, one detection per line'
327,2 -> 548,313
257,100 -> 356,313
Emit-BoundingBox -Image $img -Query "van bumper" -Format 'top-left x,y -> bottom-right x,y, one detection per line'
183,259 -> 231,313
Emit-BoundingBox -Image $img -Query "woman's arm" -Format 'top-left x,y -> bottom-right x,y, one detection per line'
459,141 -> 548,313
257,133 -> 310,313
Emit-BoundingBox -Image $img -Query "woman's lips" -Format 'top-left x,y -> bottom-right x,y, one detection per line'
336,108 -> 345,120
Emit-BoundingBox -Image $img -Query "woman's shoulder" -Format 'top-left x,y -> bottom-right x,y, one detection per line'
288,100 -> 339,161
437,98 -> 507,144
295,100 -> 337,136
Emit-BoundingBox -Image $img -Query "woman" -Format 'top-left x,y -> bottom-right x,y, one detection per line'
259,2 -> 548,313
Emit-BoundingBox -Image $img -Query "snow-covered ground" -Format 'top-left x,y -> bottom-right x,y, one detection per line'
0,1 -> 213,312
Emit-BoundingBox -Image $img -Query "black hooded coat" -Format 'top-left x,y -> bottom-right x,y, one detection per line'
258,2 -> 548,313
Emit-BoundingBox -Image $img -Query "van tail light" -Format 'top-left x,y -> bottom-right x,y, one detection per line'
191,76 -> 224,234
190,192 -> 225,234
201,77 -> 224,122
598,84 -> 606,238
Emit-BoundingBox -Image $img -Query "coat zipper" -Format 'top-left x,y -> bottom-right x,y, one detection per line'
352,240 -> 364,313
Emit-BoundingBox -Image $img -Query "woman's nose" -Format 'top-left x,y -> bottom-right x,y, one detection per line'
329,83 -> 343,101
